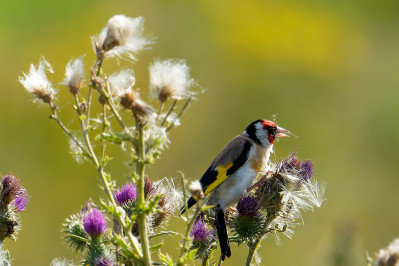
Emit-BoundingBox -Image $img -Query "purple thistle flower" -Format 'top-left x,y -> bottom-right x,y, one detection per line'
13,191 -> 29,211
1,175 -> 22,207
114,182 -> 136,206
280,153 -> 301,173
95,257 -> 113,266
190,218 -> 215,242
83,209 -> 107,237
300,160 -> 314,182
236,196 -> 260,217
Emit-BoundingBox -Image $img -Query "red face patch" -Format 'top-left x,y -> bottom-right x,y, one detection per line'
262,120 -> 276,129
262,120 -> 276,144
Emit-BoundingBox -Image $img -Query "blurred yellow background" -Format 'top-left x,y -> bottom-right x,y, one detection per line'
1,0 -> 399,265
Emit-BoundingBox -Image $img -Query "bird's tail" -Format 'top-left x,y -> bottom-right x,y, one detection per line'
215,207 -> 231,260
180,196 -> 197,215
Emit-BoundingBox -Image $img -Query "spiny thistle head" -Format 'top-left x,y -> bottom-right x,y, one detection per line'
254,152 -> 325,241
83,209 -> 107,238
190,217 -> 215,242
189,216 -> 216,259
63,213 -> 88,252
233,196 -> 264,241
1,175 -> 28,211
236,196 -> 260,217
114,182 -> 136,207
19,57 -> 55,104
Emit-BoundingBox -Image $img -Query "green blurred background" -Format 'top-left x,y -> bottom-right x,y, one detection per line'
1,0 -> 399,265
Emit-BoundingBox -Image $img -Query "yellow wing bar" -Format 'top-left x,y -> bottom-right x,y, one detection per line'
204,162 -> 233,195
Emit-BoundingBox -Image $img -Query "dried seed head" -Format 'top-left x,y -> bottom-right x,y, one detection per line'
61,56 -> 85,95
19,57 -> 55,104
149,59 -> 195,103
120,90 -> 153,124
107,69 -> 135,98
92,15 -> 151,61
376,238 -> 399,266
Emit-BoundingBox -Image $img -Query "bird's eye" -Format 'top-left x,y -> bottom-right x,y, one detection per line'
267,126 -> 276,134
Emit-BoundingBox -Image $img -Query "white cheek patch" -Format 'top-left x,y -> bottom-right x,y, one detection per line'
255,122 -> 270,147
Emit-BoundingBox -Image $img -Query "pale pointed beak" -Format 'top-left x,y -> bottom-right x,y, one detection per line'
275,126 -> 290,138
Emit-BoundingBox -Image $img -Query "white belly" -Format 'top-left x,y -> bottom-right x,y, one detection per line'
208,163 -> 257,209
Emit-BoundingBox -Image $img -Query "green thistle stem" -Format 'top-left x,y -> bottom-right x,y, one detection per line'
161,100 -> 177,127
245,214 -> 276,266
64,95 -> 143,261
201,250 -> 213,266
135,117 -> 151,266
177,201 -> 203,265
166,96 -> 191,132
87,58 -> 103,128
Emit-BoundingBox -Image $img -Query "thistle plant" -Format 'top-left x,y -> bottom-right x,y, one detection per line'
187,152 -> 325,265
0,174 -> 29,265
19,14 -> 325,266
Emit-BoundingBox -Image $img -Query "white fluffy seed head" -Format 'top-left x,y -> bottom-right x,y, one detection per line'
376,238 -> 399,266
61,56 -> 85,94
149,59 -> 195,103
108,69 -> 135,97
19,57 -> 55,103
92,15 -> 151,61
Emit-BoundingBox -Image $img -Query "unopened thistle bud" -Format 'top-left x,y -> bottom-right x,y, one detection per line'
61,56 -> 85,95
189,181 -> 204,201
149,59 -> 195,103
19,57 -> 55,104
83,209 -> 107,238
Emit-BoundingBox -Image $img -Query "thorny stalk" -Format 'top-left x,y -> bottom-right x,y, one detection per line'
102,82 -> 129,132
135,116 -> 151,266
201,250 -> 213,266
177,198 -> 206,265
48,102 -> 88,156
86,58 -> 103,127
57,91 -> 144,260
101,104 -> 107,160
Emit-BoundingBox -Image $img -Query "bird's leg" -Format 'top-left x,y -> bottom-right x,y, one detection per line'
246,170 -> 273,193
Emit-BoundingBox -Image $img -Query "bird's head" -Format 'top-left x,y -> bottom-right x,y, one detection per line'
245,119 -> 289,147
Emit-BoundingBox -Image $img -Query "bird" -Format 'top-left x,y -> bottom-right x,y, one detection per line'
181,119 -> 289,260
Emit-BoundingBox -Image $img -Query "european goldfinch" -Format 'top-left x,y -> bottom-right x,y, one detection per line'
181,119 -> 289,260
